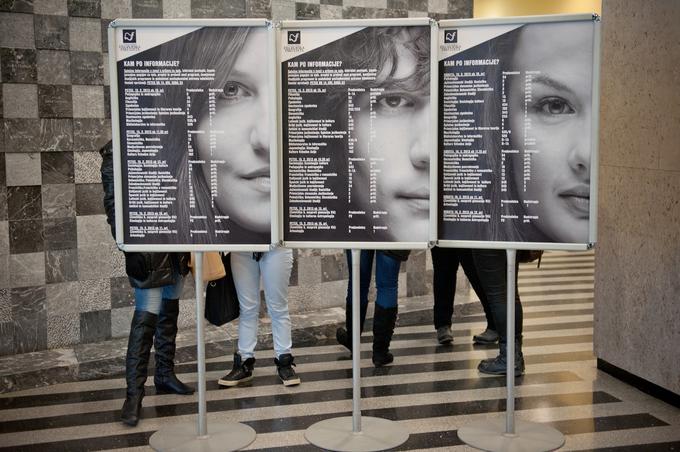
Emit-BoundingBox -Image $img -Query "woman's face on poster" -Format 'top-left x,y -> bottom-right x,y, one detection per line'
508,22 -> 593,243
352,33 -> 430,242
196,29 -> 271,233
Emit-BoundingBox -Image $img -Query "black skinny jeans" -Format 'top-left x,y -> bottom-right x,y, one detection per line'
470,249 -> 523,344
431,247 -> 495,331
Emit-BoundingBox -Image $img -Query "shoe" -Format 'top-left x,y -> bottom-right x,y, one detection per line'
121,310 -> 157,426
218,353 -> 255,387
336,327 -> 351,352
436,326 -> 453,344
274,353 -> 301,386
372,305 -> 398,367
372,350 -> 394,367
477,339 -> 525,377
153,298 -> 194,395
473,328 -> 499,345
337,299 -> 368,353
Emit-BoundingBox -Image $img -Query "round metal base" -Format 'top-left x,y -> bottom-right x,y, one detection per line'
458,418 -> 565,452
305,416 -> 409,452
149,422 -> 256,452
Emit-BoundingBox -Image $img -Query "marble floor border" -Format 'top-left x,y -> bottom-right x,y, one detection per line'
0,294 -> 444,394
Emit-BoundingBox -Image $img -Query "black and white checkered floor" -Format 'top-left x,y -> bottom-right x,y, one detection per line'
1,251 -> 679,451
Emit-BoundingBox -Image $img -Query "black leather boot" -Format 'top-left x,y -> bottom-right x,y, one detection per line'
336,299 -> 368,353
153,299 -> 194,395
121,310 -> 157,426
372,305 -> 398,367
478,337 -> 525,376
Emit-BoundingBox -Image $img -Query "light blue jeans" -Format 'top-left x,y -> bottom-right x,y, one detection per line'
134,275 -> 184,315
231,248 -> 294,359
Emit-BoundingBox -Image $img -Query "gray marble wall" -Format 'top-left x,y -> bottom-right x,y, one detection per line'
595,0 -> 680,394
0,0 -> 473,356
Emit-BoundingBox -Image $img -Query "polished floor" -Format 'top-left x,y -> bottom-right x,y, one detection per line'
1,251 -> 679,451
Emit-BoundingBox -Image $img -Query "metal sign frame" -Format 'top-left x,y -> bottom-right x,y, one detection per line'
436,13 -> 601,252
277,18 -> 437,251
109,18 -> 277,252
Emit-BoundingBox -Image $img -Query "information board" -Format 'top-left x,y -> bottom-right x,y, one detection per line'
279,19 -> 436,248
110,20 -> 275,250
437,15 -> 600,249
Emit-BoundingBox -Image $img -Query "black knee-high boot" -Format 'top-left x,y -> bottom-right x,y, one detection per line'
336,300 -> 368,352
121,310 -> 157,426
372,305 -> 398,367
154,299 -> 194,395
478,336 -> 525,376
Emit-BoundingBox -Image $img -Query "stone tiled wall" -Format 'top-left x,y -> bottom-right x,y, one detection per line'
0,0 -> 473,356
594,0 -> 680,395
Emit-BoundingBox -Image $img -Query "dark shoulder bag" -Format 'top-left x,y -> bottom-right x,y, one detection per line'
204,253 -> 240,326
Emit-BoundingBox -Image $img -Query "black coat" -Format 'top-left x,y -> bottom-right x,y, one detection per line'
99,141 -> 189,289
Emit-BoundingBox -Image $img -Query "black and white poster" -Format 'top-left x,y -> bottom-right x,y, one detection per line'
113,22 -> 272,246
438,19 -> 597,245
280,22 -> 433,245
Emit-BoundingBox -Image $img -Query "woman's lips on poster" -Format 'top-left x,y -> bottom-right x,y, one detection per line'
559,184 -> 590,216
398,188 -> 430,213
241,168 -> 271,191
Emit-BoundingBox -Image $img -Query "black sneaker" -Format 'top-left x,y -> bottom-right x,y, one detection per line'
218,353 -> 255,387
274,353 -> 301,386
336,327 -> 351,351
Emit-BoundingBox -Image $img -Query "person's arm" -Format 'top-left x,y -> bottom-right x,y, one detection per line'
99,140 -> 116,239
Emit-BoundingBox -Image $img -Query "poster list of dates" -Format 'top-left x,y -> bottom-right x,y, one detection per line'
116,26 -> 270,246
438,22 -> 595,244
281,25 -> 431,244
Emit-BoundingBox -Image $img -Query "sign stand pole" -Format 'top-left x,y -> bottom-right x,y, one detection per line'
458,249 -> 565,452
149,251 -> 256,451
304,249 -> 409,451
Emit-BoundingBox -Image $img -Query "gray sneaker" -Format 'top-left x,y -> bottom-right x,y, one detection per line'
437,326 -> 453,344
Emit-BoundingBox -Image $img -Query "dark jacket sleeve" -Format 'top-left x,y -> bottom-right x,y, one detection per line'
383,250 -> 411,262
99,140 -> 116,239
99,140 -> 187,288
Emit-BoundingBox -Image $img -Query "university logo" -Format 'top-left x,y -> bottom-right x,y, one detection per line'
444,29 -> 458,43
123,29 -> 137,43
287,30 -> 301,44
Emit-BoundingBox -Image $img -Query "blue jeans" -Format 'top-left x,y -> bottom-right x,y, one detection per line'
231,248 -> 294,359
134,276 -> 184,315
345,250 -> 401,312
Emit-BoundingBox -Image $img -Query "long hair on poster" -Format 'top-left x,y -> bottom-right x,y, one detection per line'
117,26 -> 271,246
438,20 -> 595,245
282,24 -> 432,244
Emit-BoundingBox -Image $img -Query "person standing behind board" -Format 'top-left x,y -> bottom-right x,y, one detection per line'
100,141 -> 194,427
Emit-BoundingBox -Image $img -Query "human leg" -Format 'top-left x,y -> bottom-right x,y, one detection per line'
460,249 -> 499,344
260,248 -> 294,358
260,248 -> 299,386
219,252 -> 261,387
121,287 -> 162,426
336,250 -> 373,351
153,276 -> 193,395
430,246 -> 459,344
471,249 -> 524,376
372,251 -> 401,367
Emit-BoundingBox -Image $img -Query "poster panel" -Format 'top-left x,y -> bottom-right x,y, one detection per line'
437,15 -> 599,250
279,19 -> 435,249
110,20 -> 275,250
